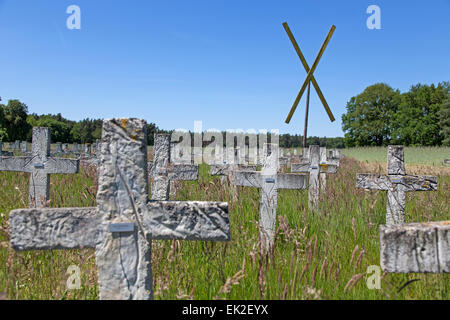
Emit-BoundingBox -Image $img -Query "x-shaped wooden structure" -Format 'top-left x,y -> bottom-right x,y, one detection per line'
282,22 -> 336,124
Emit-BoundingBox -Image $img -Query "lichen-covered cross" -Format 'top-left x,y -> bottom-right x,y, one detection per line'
149,134 -> 199,200
233,143 -> 307,250
9,118 -> 230,300
356,145 -> 437,225
0,127 -> 79,208
291,145 -> 338,211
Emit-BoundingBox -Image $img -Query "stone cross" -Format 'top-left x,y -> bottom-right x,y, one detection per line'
9,118 -> 230,300
56,142 -> 62,155
356,145 -> 437,225
73,143 -> 80,155
291,145 -> 338,211
233,143 -> 308,250
0,128 -> 79,207
318,147 -> 340,191
21,141 -> 27,154
149,134 -> 199,200
85,143 -> 91,158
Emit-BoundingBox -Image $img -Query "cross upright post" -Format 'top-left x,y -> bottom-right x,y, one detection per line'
356,145 -> 437,225
233,143 -> 308,250
291,145 -> 338,211
9,118 -> 230,300
149,134 -> 198,200
0,127 -> 79,207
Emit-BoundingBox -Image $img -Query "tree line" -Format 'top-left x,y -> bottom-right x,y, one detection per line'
342,82 -> 449,147
0,99 -> 345,148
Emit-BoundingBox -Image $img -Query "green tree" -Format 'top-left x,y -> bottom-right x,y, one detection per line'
342,83 -> 401,147
439,97 -> 450,146
1,100 -> 31,141
391,82 -> 449,146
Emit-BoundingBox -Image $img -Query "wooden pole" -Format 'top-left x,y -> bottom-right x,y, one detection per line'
302,81 -> 311,149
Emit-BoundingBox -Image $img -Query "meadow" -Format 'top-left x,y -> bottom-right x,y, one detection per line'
0,147 -> 448,300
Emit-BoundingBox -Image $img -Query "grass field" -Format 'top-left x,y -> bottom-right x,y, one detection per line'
0,148 -> 448,300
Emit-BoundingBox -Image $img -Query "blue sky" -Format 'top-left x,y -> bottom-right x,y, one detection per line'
0,0 -> 449,137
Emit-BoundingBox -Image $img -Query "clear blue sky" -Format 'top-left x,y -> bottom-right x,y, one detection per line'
0,0 -> 449,137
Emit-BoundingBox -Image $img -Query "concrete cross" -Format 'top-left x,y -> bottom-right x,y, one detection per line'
73,143 -> 80,156
55,142 -> 62,155
9,118 -> 230,300
84,143 -> 91,158
356,145 -> 437,225
233,143 -> 308,250
318,147 -> 340,191
291,145 -> 338,211
149,134 -> 199,200
0,128 -> 79,208
21,141 -> 27,154
210,146 -> 257,184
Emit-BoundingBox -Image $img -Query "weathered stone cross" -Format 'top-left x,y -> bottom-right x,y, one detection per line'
149,134 -> 199,200
9,118 -> 230,300
291,145 -> 338,211
356,145 -> 437,225
319,147 -> 340,191
0,127 -> 79,208
233,143 -> 307,250
210,146 -> 257,182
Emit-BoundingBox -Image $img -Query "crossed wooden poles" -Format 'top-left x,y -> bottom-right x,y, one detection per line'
282,22 -> 336,124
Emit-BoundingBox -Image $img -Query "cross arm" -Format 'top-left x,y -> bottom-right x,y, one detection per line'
10,207 -> 100,251
233,170 -> 262,188
168,164 -> 199,181
44,157 -> 80,174
210,164 -> 229,176
277,173 -> 308,190
145,201 -> 230,241
357,174 -> 437,191
319,163 -> 338,174
291,162 -> 311,173
0,156 -> 33,172
356,174 -> 390,190
391,175 -> 437,192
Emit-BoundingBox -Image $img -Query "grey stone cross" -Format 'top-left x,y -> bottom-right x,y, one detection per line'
21,141 -> 27,154
233,143 -> 307,250
319,147 -> 340,191
56,142 -> 62,156
0,127 -> 79,208
9,118 -> 230,300
356,145 -> 437,225
291,145 -> 338,211
149,134 -> 199,201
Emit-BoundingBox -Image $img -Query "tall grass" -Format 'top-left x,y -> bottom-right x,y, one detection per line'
0,150 -> 448,300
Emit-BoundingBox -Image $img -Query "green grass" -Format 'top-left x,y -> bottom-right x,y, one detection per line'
341,146 -> 450,166
0,149 -> 449,300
